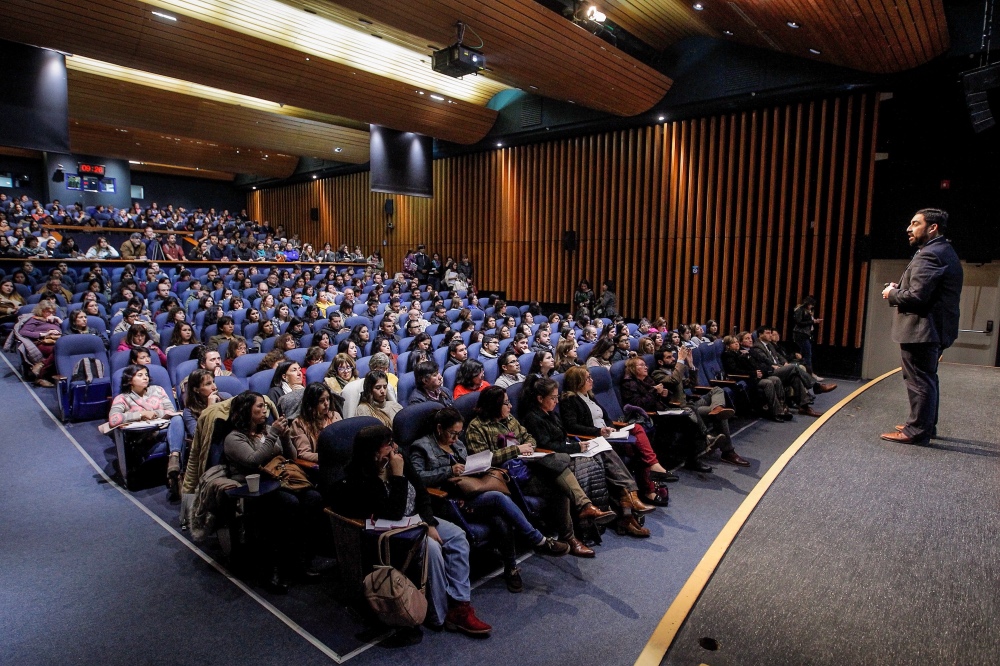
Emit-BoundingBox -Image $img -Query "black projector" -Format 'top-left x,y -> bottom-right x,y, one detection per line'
432,43 -> 485,77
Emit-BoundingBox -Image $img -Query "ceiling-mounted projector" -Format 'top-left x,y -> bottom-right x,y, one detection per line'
432,43 -> 485,78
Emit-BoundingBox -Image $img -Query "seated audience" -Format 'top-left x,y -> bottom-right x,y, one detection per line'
288,382 -> 342,463
353,370 -> 403,427
410,407 -> 569,592
409,360 -> 454,406
453,358 -> 490,398
19,300 -> 62,387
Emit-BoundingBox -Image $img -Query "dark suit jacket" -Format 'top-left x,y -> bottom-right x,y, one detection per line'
559,393 -> 609,438
888,236 -> 963,348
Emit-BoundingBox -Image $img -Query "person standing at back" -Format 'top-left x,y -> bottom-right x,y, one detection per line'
880,208 -> 963,445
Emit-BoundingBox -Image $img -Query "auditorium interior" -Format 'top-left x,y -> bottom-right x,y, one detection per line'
2,1 -> 999,665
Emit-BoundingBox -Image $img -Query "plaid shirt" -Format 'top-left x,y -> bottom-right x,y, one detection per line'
464,414 -> 535,467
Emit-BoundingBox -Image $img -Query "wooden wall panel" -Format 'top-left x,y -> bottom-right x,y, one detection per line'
250,93 -> 878,348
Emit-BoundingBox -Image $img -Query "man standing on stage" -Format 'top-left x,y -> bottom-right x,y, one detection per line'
880,208 -> 963,445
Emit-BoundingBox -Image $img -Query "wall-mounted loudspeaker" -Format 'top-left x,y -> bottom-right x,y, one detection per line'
961,63 -> 1000,133
562,230 -> 578,252
384,199 -> 394,216
309,207 -> 319,222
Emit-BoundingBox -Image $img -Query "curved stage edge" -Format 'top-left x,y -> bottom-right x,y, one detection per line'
635,367 -> 902,666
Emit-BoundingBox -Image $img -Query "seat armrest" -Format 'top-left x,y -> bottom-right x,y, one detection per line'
567,433 -> 594,440
427,487 -> 448,498
294,458 -> 319,469
53,374 -> 67,381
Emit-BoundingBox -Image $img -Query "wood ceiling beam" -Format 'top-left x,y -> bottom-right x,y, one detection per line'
68,120 -> 299,179
327,0 -> 673,116
67,69 -> 370,163
3,0 -> 498,144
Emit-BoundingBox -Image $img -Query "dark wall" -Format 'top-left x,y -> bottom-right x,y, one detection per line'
0,154 -> 45,202
43,152 -> 131,210
130,171 -> 244,213
871,66 -> 1000,264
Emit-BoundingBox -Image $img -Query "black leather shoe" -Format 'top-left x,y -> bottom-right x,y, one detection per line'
683,460 -> 713,473
649,470 -> 679,483
263,567 -> 289,594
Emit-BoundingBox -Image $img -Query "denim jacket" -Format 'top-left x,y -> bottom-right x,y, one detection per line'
408,434 -> 467,489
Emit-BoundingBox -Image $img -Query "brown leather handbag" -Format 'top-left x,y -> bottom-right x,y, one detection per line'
260,456 -> 313,491
447,468 -> 510,497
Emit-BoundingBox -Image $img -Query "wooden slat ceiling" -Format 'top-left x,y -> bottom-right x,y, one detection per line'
3,0 -> 499,145
66,68 -> 371,164
599,0 -> 949,74
324,0 -> 674,116
69,120 -> 299,179
131,162 -> 235,181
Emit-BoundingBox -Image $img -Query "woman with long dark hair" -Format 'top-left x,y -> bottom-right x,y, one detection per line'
288,383 -> 341,463
224,391 -> 324,593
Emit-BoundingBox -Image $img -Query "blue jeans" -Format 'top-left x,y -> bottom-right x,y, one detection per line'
464,490 -> 544,565
425,518 -> 471,625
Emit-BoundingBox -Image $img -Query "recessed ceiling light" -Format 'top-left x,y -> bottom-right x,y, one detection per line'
809,48 -> 821,55
252,186 -> 257,190
693,3 -> 705,10
334,147 -> 343,153
723,29 -> 734,36
529,85 -> 538,90
787,21 -> 800,29
312,175 -> 317,179
305,57 -> 310,61
658,115 -> 665,121
496,142 -> 503,147
429,94 -> 445,101
151,11 -> 177,21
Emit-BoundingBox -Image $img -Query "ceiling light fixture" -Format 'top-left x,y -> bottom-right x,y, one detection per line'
586,5 -> 607,22
496,142 -> 503,147
658,115 -> 665,121
334,147 -> 343,153
787,21 -> 800,29
429,94 -> 445,101
312,175 -> 318,179
693,3 -> 705,10
809,48 -> 821,55
151,11 -> 177,21
723,29 -> 734,36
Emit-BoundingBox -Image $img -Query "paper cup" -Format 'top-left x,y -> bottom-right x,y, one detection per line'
246,474 -> 260,493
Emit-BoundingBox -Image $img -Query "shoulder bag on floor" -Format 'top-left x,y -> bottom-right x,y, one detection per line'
363,524 -> 428,627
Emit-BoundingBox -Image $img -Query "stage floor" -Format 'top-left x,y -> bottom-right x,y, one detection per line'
661,363 -> 1000,666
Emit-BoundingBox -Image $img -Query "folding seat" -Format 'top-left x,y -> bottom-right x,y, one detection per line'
460,332 -> 472,345
284,347 -> 308,365
610,360 -> 627,406
453,391 -> 480,424
214,374 -> 247,397
397,337 -> 413,354
352,355 -> 370,377
467,342 -> 481,359
248,369 -> 273,395
231,353 -> 265,379
172,359 -> 200,401
395,351 -> 411,375
433,346 -> 449,369
298,333 -> 313,348
443,363 -> 460,391
306,361 -> 331,385
392,402 -> 441,451
345,315 -> 371,330
482,358 -> 499,383
518,352 -> 536,376
499,338 -> 513,354
396,372 -> 416,405
53,335 -> 112,422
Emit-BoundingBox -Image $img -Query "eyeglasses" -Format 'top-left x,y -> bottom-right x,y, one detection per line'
443,428 -> 462,439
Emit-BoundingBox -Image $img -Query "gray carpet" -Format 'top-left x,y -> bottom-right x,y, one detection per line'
664,363 -> 1000,666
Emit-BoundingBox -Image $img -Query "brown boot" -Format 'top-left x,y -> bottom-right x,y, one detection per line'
616,515 -> 651,538
566,537 -> 595,558
577,503 -> 616,525
619,489 -> 655,515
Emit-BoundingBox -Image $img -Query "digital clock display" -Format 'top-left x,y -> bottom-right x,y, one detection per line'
78,163 -> 106,177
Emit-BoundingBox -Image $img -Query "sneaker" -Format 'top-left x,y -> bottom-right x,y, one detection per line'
444,602 -> 492,637
504,567 -> 523,593
35,378 -> 54,388
533,537 -> 570,557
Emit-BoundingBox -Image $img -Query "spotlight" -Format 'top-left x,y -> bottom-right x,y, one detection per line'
808,48 -> 822,55
586,5 -> 607,22
787,21 -> 800,28
693,3 -> 704,10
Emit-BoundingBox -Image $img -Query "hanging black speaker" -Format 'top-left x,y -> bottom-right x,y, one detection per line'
309,207 -> 319,222
562,230 -> 578,252
384,199 -> 394,216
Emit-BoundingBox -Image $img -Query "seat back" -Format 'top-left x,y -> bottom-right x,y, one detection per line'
232,353 -> 265,379
248,369 -> 273,395
397,372 -> 416,405
589,366 -> 625,422
453,391 -> 480,425
213,375 -> 248,397
54,335 -> 109,379
306,361 -> 331,386
172,359 -> 199,397
393,402 -> 442,449
317,416 -> 382,485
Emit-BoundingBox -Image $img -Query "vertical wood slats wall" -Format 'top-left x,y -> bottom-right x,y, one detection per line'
249,93 -> 877,348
